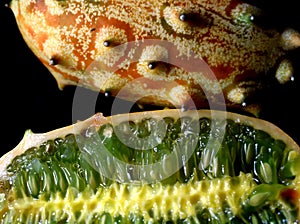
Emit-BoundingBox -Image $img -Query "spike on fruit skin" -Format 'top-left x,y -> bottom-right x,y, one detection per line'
8,0 -> 300,114
0,109 -> 300,223
103,41 -> 111,47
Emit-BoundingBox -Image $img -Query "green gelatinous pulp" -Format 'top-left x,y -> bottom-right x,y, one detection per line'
1,116 -> 300,223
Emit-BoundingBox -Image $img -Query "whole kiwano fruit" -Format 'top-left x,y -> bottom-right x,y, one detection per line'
7,0 -> 300,114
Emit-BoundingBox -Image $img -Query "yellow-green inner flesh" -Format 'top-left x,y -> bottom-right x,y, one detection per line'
3,173 -> 255,223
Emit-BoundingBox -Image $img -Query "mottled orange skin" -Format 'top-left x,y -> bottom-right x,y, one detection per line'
9,0 -> 300,112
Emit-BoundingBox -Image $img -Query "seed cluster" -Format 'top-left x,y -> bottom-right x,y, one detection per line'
1,116 -> 299,223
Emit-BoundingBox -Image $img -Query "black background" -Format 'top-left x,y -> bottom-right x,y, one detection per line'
1,1 -> 300,156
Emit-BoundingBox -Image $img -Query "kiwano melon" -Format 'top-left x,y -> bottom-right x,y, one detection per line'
8,0 -> 300,113
0,109 -> 300,223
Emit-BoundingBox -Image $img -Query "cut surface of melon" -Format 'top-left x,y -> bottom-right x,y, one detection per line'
0,109 -> 299,223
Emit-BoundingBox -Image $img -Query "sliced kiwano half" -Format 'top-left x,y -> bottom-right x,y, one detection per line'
0,109 -> 300,223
